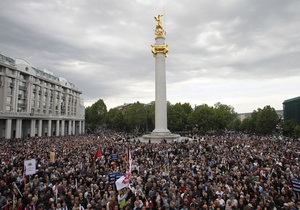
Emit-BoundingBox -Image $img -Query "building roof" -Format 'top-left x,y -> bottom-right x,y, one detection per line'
283,96 -> 300,104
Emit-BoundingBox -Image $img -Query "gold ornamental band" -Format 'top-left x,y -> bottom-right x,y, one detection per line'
151,44 -> 169,57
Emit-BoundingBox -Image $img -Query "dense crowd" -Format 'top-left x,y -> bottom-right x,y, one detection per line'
0,132 -> 299,210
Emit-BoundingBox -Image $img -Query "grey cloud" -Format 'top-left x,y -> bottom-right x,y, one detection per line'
1,0 -> 300,112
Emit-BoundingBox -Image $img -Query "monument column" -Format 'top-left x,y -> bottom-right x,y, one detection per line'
143,14 -> 180,142
152,35 -> 170,135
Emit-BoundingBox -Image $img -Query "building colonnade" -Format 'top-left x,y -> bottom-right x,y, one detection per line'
0,118 -> 85,139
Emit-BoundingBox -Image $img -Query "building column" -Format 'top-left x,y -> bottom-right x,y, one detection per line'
61,120 -> 65,136
72,120 -> 76,135
16,119 -> 23,138
5,119 -> 12,139
82,121 -> 85,134
38,120 -> 42,137
68,120 -> 72,135
30,119 -> 36,137
78,121 -> 82,135
48,120 -> 52,136
56,120 -> 60,136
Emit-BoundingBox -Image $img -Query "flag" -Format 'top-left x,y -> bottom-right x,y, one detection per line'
94,147 -> 101,162
115,172 -> 131,190
163,151 -> 169,176
116,149 -> 132,190
290,178 -> 300,193
50,152 -> 55,163
22,166 -> 26,186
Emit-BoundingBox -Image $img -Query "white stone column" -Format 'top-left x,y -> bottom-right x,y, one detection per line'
78,120 -> 82,135
68,121 -> 72,135
72,120 -> 76,135
82,121 -> 85,134
38,120 -> 42,137
56,120 -> 60,136
48,120 -> 52,136
30,119 -> 36,137
61,120 -> 65,136
152,36 -> 170,135
16,119 -> 23,138
5,119 -> 12,139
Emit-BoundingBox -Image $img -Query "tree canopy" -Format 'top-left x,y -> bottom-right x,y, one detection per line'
85,99 -> 287,136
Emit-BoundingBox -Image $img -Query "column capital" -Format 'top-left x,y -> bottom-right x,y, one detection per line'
151,44 -> 169,57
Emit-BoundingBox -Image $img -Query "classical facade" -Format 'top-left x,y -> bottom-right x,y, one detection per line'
0,53 -> 85,139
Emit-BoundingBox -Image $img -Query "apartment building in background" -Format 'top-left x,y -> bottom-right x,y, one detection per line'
0,53 -> 85,139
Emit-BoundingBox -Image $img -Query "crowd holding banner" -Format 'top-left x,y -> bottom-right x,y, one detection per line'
0,132 -> 300,210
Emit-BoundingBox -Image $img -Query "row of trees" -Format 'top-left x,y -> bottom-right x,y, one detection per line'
85,99 -> 300,137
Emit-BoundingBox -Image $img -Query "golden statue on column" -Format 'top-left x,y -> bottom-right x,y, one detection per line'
154,14 -> 165,36
152,14 -> 168,56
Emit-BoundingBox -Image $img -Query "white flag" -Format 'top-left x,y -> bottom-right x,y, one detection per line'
115,150 -> 132,190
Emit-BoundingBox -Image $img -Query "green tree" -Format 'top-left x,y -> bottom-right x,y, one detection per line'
124,102 -> 147,133
229,118 -> 242,131
248,110 -> 259,133
106,108 -> 125,131
188,104 -> 215,134
240,118 -> 250,132
255,105 -> 279,134
145,102 -> 155,133
213,102 -> 237,132
294,125 -> 300,138
167,102 -> 186,132
181,103 -> 193,131
282,119 -> 297,137
85,99 -> 107,133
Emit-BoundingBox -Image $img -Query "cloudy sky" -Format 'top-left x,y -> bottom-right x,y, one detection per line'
1,0 -> 300,113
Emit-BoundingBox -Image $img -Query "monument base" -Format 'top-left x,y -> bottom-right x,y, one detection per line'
142,132 -> 181,143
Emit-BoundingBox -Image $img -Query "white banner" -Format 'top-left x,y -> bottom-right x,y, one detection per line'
116,150 -> 132,190
115,175 -> 129,190
24,159 -> 36,175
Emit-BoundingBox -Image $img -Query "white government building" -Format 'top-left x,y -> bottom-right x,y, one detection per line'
0,53 -> 85,139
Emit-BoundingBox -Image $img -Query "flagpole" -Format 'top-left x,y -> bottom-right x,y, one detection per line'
13,194 -> 15,209
56,189 -> 58,204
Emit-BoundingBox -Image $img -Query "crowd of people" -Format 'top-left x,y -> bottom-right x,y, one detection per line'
0,132 -> 299,210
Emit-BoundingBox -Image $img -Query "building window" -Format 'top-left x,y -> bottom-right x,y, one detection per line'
8,69 -> 14,75
6,97 -> 12,105
7,87 -> 13,95
6,105 -> 11,111
20,74 -> 25,80
20,81 -> 26,86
